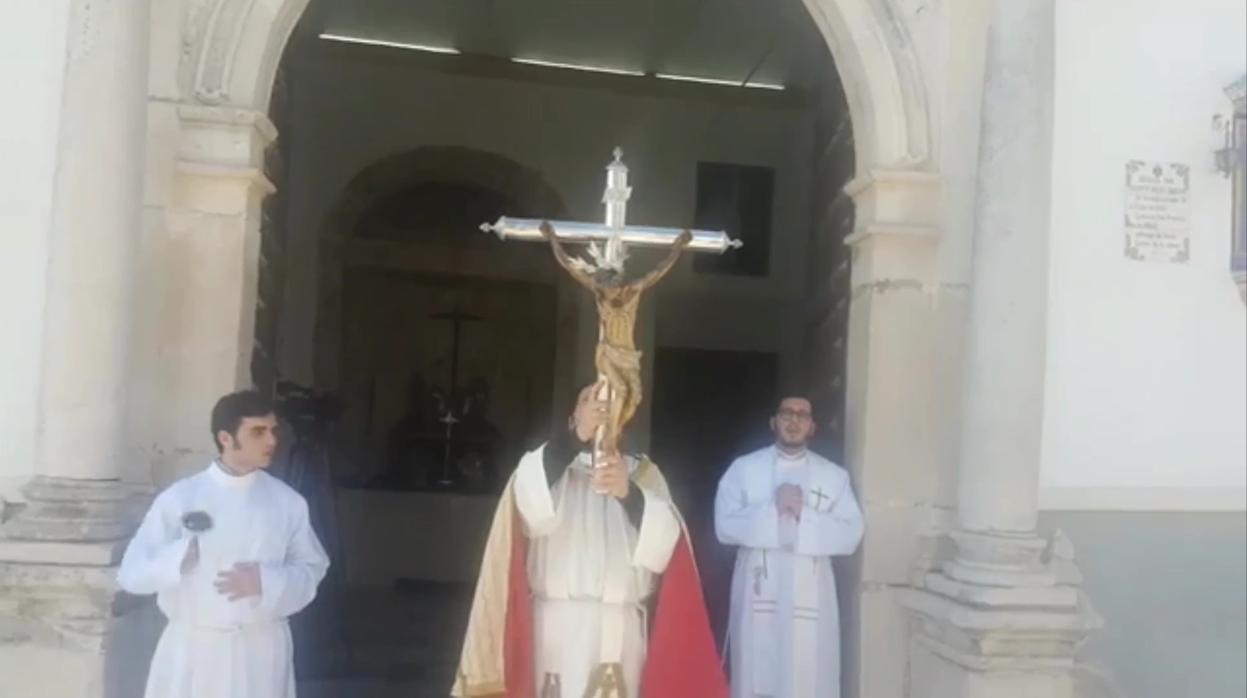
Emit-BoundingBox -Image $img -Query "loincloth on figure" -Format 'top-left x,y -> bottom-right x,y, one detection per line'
594,342 -> 643,447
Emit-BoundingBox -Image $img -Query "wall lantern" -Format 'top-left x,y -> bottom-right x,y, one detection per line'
1223,75 -> 1246,303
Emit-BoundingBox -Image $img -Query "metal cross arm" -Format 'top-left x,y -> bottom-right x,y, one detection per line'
479,148 -> 741,256
480,217 -> 742,254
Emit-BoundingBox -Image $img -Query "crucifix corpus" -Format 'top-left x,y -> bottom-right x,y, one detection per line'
480,148 -> 742,468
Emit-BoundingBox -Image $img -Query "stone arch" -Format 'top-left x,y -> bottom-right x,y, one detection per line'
184,0 -> 931,171
173,5 -> 943,698
311,147 -> 571,390
802,0 -> 932,170
322,146 -> 569,242
183,0 -> 311,110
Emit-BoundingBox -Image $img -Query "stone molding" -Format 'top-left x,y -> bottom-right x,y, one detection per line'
186,0 -> 255,104
0,554 -> 122,650
843,169 -> 942,290
845,169 -> 942,236
1,477 -> 141,543
0,479 -> 146,652
803,0 -> 933,170
173,104 -> 278,213
180,0 -> 932,171
902,528 -> 1101,673
177,104 -> 276,172
184,0 -> 310,110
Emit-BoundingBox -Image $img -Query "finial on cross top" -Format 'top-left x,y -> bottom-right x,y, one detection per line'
603,146 -> 631,230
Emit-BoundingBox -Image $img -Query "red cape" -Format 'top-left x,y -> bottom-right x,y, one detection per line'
501,507 -> 728,698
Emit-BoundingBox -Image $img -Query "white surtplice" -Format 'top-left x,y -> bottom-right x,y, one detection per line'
513,445 -> 682,697
117,462 -> 329,698
715,446 -> 864,698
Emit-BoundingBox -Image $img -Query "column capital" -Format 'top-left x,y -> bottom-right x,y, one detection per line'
177,104 -> 277,167
844,168 -> 942,239
174,104 -> 277,214
843,169 -> 943,292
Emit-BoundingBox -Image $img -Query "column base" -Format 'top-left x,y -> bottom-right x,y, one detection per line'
0,475 -> 144,641
0,533 -> 161,698
2,476 -> 141,542
0,476 -> 155,698
900,529 -> 1102,698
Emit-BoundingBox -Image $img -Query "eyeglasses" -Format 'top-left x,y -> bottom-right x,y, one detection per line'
776,409 -> 813,422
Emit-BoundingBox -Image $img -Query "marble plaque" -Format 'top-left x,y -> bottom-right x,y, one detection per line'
1124,160 -> 1191,263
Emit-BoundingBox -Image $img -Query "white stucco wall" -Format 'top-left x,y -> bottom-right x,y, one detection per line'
0,0 -> 69,502
1042,0 -> 1247,511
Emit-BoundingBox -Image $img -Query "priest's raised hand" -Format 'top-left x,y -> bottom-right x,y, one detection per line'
591,452 -> 631,499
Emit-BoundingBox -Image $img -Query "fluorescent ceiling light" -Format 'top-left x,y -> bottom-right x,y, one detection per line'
319,32 -> 460,55
511,57 -> 644,77
655,72 -> 785,91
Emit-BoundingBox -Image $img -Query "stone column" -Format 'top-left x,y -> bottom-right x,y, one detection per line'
902,2 -> 1100,696
954,0 -> 1052,540
3,0 -> 149,541
0,0 -> 153,695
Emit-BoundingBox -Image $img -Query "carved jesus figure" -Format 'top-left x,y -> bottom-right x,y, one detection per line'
539,221 -> 692,456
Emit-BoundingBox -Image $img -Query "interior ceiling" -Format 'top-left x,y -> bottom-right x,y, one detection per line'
309,0 -> 833,90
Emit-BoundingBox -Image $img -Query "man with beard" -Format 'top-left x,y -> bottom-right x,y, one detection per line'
715,394 -> 864,698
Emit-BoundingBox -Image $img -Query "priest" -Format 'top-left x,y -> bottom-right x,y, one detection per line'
117,390 -> 329,698
715,394 -> 864,698
453,383 -> 727,698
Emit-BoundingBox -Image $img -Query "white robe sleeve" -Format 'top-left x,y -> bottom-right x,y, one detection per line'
513,444 -> 560,537
116,492 -> 192,595
715,456 -> 781,550
795,472 -> 864,557
630,484 -> 680,574
256,497 -> 329,620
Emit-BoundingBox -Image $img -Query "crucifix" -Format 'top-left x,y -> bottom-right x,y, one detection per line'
481,148 -> 741,464
429,308 -> 483,485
